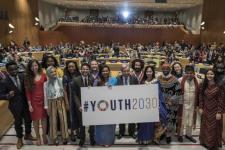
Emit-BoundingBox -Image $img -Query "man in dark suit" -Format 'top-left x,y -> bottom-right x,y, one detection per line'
116,64 -> 138,139
0,61 -> 34,149
70,63 -> 95,146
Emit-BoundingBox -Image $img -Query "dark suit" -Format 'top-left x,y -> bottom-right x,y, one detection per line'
0,74 -> 31,138
70,75 -> 95,143
116,75 -> 138,136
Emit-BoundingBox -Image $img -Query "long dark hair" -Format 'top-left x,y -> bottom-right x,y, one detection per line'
25,59 -> 43,91
99,65 -> 111,82
142,65 -> 155,81
171,62 -> 183,77
41,55 -> 59,69
201,68 -> 218,96
63,60 -> 81,78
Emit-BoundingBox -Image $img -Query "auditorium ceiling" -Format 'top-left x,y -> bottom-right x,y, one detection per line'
40,0 -> 203,11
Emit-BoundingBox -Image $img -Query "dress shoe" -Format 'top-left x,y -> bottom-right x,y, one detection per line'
70,133 -> 76,142
160,134 -> 166,141
166,137 -> 171,144
185,135 -> 197,143
79,140 -> 85,146
24,134 -> 36,141
117,134 -> 123,139
152,140 -> 160,145
90,140 -> 96,146
17,138 -> 23,149
178,136 -> 183,142
76,130 -> 80,139
42,134 -> 48,145
63,139 -> 68,145
53,139 -> 59,146
131,134 -> 137,139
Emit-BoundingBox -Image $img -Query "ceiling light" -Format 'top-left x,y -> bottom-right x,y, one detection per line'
201,26 -> 205,30
9,30 -> 13,34
224,31 -> 225,34
9,23 -> 15,29
35,17 -> 39,22
35,22 -> 39,26
201,21 -> 205,26
122,10 -> 129,19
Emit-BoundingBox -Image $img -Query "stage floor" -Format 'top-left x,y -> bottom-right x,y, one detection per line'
1,125 -> 224,150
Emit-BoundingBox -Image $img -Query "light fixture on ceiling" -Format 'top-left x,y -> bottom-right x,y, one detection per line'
122,10 -> 129,19
9,30 -> 13,34
35,17 -> 39,22
224,31 -> 225,34
201,21 -> 205,26
201,26 -> 205,30
9,23 -> 15,29
35,22 -> 39,26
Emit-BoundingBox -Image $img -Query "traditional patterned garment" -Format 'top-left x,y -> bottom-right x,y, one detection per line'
158,75 -> 182,137
199,83 -> 223,149
178,75 -> 200,136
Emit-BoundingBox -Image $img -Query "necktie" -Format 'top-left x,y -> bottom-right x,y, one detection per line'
14,76 -> 21,91
125,77 -> 128,85
84,77 -> 88,87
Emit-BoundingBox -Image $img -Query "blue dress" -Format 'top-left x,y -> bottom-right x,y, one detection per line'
137,80 -> 168,142
95,77 -> 117,145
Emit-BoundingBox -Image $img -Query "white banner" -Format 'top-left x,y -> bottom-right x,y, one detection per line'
81,84 -> 159,126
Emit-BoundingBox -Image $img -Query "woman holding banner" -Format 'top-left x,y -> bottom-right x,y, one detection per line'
94,65 -> 117,147
137,66 -> 168,145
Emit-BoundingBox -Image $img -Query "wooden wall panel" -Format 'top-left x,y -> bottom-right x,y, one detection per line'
39,25 -> 200,45
0,0 -> 39,46
201,0 -> 225,44
39,31 -> 68,45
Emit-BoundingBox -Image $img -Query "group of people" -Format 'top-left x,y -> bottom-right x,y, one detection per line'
58,14 -> 180,25
0,52 -> 224,150
1,40 -> 225,68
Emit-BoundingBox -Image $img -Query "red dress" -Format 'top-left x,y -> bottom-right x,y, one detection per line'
26,73 -> 47,121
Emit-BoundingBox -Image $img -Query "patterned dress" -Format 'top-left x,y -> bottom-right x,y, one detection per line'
158,75 -> 182,137
199,83 -> 223,149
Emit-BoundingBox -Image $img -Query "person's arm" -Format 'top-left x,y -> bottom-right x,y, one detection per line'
216,87 -> 224,120
198,84 -> 204,114
0,80 -> 13,100
63,86 -> 69,111
25,84 -> 33,112
43,82 -> 48,109
170,80 -> 182,105
71,80 -> 82,111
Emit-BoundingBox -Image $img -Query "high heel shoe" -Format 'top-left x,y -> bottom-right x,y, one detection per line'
42,134 -> 48,145
36,137 -> 41,146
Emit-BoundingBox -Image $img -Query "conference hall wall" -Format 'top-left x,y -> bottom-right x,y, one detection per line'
0,0 -> 39,45
39,25 -> 200,45
201,0 -> 225,44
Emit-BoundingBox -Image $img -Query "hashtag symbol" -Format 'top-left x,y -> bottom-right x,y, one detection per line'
84,101 -> 89,112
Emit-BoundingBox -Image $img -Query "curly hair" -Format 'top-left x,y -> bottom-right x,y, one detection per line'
131,59 -> 144,70
63,60 -> 81,77
25,59 -> 43,91
41,55 -> 59,69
